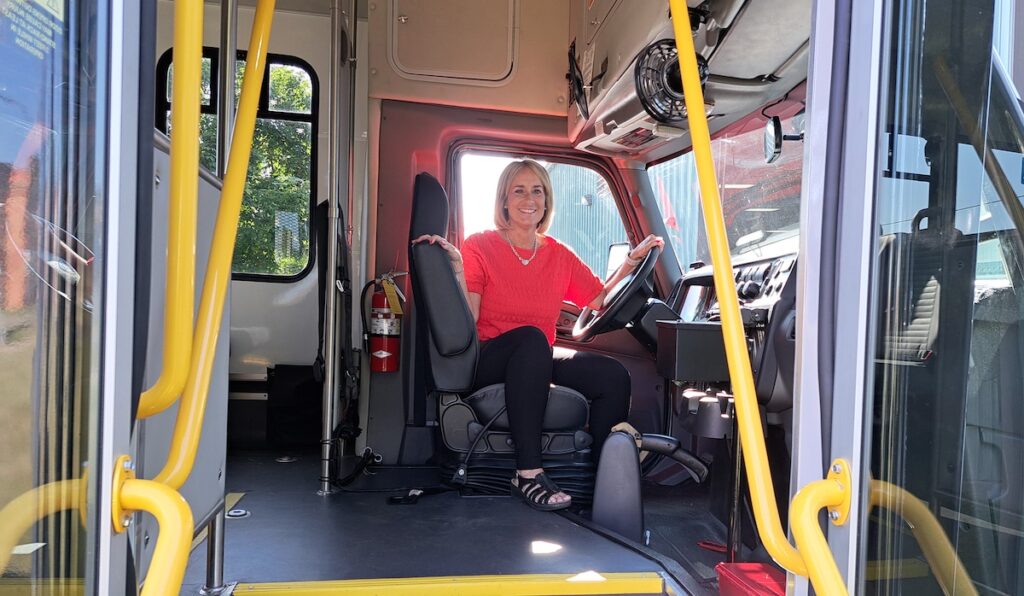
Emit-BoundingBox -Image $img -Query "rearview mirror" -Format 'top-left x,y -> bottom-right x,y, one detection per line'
764,116 -> 783,164
606,242 -> 630,278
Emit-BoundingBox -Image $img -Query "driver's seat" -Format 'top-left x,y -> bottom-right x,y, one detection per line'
408,173 -> 595,496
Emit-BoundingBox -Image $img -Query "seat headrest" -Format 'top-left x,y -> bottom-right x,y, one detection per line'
410,173 -> 449,239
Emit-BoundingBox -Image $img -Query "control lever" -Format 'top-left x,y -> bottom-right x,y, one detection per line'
593,427 -> 711,543
611,422 -> 709,483
639,434 -> 709,483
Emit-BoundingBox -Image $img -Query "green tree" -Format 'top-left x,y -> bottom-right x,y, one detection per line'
187,60 -> 314,276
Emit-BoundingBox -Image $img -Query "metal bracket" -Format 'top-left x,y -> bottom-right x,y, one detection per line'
826,459 -> 852,526
111,455 -> 136,533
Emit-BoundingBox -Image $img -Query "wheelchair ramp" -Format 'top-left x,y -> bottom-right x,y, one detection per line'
180,452 -> 684,594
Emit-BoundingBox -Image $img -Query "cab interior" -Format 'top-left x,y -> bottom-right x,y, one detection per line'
139,0 -> 813,592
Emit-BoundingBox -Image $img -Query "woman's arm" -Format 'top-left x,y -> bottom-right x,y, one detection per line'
412,234 -> 480,321
587,234 -> 664,310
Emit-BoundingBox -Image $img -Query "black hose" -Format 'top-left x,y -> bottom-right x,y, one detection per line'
359,279 -> 376,349
451,405 -> 507,485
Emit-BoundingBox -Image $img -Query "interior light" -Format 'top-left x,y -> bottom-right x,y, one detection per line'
722,183 -> 754,189
566,571 -> 607,582
531,540 -> 563,554
683,388 -> 706,399
745,207 -> 778,212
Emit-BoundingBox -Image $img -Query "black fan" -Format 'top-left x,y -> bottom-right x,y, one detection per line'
568,40 -> 590,120
634,39 -> 709,124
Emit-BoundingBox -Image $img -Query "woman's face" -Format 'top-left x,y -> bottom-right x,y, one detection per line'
504,169 -> 546,230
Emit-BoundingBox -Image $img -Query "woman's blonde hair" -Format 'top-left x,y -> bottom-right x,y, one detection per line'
493,159 -> 554,233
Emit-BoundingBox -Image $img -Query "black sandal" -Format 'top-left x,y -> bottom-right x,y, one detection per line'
511,472 -> 572,511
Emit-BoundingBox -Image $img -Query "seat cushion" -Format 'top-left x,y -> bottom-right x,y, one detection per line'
464,384 -> 589,431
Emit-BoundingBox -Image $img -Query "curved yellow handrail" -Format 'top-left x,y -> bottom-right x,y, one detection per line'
154,0 -> 277,489
791,461 -> 851,595
870,481 -> 977,596
667,0 -> 808,576
112,456 -> 193,596
0,479 -> 85,574
137,0 -> 204,419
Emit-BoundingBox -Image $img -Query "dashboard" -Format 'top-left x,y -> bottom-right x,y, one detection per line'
674,255 -> 798,413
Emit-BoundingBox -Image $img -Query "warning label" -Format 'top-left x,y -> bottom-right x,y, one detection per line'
31,0 -> 62,22
2,0 -> 62,61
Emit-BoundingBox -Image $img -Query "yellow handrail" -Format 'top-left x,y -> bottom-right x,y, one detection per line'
0,479 -> 85,574
667,0 -> 809,576
870,481 -> 977,596
154,0 -> 277,489
791,460 -> 852,595
137,0 -> 203,419
112,456 -> 193,596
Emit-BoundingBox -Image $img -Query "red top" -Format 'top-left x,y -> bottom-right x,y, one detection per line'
462,230 -> 604,345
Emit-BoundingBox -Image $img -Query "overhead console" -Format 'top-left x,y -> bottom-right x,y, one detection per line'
567,0 -> 811,161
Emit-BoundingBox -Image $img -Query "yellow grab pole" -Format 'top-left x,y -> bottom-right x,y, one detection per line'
112,457 -> 193,596
791,460 -> 852,595
870,481 -> 977,596
137,0 -> 203,419
667,0 -> 807,576
154,0 -> 276,489
0,479 -> 84,574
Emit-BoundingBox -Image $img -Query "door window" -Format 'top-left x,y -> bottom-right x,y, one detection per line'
864,1 -> 1024,593
0,0 -> 107,582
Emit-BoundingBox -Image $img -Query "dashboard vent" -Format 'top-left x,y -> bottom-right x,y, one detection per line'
634,39 -> 708,124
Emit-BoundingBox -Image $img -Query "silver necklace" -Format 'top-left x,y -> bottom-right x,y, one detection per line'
504,232 -> 538,266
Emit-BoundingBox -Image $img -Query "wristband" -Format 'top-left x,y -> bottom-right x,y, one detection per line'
624,253 -> 642,267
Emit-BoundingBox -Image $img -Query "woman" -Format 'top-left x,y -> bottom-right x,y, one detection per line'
415,159 -> 662,511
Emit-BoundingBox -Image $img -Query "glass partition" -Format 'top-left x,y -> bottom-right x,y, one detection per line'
0,0 -> 108,588
863,0 -> 1024,592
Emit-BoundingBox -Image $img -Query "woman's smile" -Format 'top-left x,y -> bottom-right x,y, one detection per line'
505,169 -> 546,231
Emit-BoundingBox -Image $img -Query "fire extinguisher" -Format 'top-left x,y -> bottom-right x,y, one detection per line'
362,272 -> 405,373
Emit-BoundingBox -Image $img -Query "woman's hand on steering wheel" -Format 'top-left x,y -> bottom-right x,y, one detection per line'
412,234 -> 463,271
626,234 -> 664,266
572,241 -> 663,342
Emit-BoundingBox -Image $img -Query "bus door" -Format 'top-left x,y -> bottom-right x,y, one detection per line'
798,0 -> 1024,592
0,1 -> 146,593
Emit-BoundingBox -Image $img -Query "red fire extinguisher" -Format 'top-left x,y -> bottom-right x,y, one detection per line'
366,273 -> 405,373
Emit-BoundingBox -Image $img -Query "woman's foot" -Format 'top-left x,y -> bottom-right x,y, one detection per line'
511,469 -> 572,511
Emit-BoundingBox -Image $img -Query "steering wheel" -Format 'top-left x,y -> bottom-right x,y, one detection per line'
572,246 -> 661,342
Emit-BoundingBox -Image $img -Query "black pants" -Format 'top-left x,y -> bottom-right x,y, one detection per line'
474,326 -> 631,469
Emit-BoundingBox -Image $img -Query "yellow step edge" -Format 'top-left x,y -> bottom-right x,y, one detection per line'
235,571 -> 666,595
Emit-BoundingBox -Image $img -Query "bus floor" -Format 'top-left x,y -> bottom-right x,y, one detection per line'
179,451 -> 723,594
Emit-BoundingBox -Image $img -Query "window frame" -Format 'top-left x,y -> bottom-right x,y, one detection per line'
155,46 -> 320,283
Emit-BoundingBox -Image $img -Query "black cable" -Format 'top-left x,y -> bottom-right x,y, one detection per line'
359,279 -> 375,349
760,95 -> 788,119
329,446 -> 376,488
451,405 -> 507,485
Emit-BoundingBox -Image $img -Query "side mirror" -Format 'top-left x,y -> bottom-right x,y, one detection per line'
606,242 -> 630,278
764,116 -> 783,164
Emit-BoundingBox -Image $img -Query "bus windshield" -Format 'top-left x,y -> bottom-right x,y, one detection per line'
648,114 -> 804,268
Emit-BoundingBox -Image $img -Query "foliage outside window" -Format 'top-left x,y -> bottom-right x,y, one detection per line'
157,49 -> 317,278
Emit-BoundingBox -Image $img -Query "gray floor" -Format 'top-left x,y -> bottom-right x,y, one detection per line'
181,452 -> 674,592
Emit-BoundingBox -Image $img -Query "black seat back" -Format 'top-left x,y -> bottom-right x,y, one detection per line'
408,173 -> 478,393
